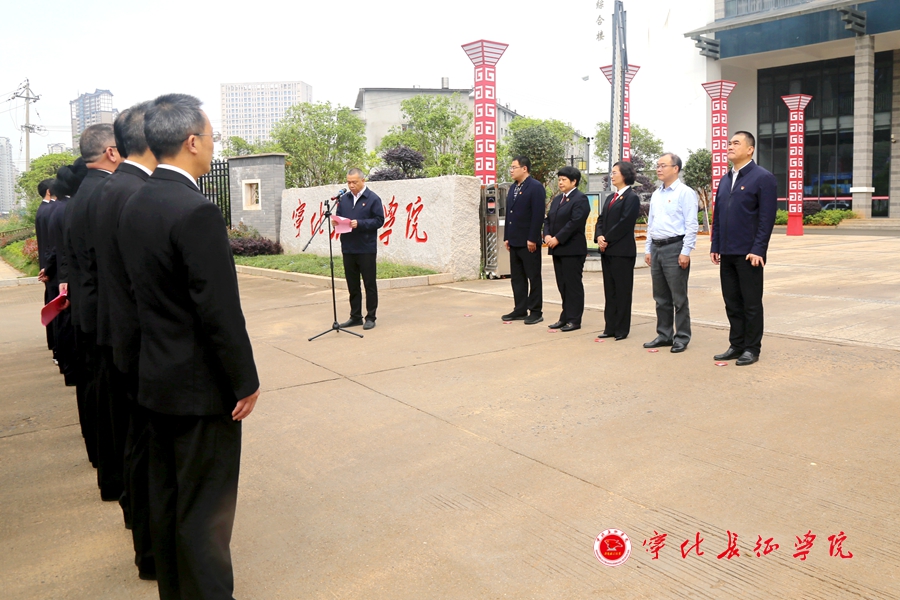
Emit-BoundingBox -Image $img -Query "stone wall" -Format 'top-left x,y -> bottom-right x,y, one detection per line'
228,154 -> 287,241
280,176 -> 483,280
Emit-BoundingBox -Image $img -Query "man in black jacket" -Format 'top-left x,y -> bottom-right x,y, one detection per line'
543,166 -> 590,332
336,168 -> 385,330
710,131 -> 778,366
503,156 -> 545,324
35,178 -> 58,359
90,102 -> 158,579
119,93 -> 260,600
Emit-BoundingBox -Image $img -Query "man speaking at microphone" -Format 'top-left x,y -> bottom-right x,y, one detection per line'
336,168 -> 385,331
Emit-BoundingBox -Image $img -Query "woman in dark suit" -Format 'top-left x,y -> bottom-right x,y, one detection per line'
596,161 -> 640,340
543,166 -> 590,332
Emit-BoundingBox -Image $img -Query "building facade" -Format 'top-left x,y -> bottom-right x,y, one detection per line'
0,137 -> 18,214
353,78 -> 521,154
70,89 -> 118,149
687,0 -> 900,218
220,81 -> 313,144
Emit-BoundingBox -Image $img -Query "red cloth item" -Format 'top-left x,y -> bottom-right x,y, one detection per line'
41,291 -> 68,326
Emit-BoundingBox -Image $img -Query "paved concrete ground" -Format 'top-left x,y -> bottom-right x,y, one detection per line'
2,232 -> 899,599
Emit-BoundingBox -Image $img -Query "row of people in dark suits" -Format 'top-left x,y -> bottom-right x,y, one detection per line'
37,95 -> 260,599
502,143 -> 777,366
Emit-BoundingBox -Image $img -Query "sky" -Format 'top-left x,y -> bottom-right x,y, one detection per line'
0,0 -> 716,174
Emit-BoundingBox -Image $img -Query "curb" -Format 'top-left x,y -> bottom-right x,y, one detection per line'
235,265 -> 455,290
0,276 -> 41,288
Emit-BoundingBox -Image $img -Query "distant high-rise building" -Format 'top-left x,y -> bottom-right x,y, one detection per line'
220,81 -> 313,145
70,89 -> 118,148
0,137 -> 18,214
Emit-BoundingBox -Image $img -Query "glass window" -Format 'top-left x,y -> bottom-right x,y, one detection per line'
836,129 -> 854,197
819,129 -> 837,199
804,129 -> 820,197
772,134 -> 788,198
873,127 -> 891,203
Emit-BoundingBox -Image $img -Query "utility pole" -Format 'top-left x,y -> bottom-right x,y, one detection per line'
12,79 -> 41,171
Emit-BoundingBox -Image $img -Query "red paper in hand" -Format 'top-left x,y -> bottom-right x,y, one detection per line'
41,292 -> 68,326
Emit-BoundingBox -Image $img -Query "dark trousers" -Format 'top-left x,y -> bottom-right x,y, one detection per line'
552,254 -> 586,325
75,328 -> 99,468
54,308 -> 77,385
43,285 -> 57,356
508,245 -> 542,316
343,252 -> 377,321
650,243 -> 692,344
123,370 -> 154,574
148,411 -> 242,600
600,253 -> 635,338
96,346 -> 130,501
719,254 -> 765,354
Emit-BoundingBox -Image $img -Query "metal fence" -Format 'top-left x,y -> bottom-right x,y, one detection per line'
198,159 -> 231,227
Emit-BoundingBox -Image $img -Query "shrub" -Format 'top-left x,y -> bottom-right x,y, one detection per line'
802,200 -> 821,218
230,236 -> 282,257
228,222 -> 262,240
775,209 -> 788,225
22,237 -> 39,263
804,209 -> 858,226
0,228 -> 34,248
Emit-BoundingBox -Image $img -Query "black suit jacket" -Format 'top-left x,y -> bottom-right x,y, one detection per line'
504,176 -> 545,247
596,187 -> 640,258
543,189 -> 589,257
91,162 -> 150,369
335,187 -> 385,254
44,198 -> 69,287
35,201 -> 55,270
119,168 -> 259,416
61,168 -> 110,331
711,161 -> 778,259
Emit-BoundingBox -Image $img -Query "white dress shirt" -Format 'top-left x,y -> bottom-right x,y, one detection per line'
645,178 -> 699,256
157,164 -> 200,190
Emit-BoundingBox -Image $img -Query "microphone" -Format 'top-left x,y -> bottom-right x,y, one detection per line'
330,188 -> 348,200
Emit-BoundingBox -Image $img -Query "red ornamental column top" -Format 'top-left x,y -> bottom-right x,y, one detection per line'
601,65 -> 640,161
462,40 -> 509,185
702,81 -> 737,211
782,94 -> 813,236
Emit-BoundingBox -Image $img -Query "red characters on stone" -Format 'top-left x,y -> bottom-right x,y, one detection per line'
405,196 -> 428,243
379,195 -> 400,246
642,531 -> 667,560
717,531 -> 740,560
793,530 -> 816,561
680,532 -> 705,558
753,536 -> 779,557
827,531 -> 853,559
292,200 -> 306,238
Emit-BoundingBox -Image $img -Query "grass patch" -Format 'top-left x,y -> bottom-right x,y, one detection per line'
0,240 -> 40,277
234,254 -> 438,279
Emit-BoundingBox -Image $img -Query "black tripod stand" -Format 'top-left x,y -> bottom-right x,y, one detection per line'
303,193 -> 363,342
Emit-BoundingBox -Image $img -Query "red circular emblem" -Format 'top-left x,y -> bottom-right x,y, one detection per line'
594,529 -> 632,567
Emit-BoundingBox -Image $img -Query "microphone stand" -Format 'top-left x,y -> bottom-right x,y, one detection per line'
304,196 -> 363,341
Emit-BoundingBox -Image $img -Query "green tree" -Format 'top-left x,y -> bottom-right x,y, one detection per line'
507,118 -> 572,189
270,102 -> 367,188
15,151 -> 79,226
682,148 -> 712,232
377,94 -> 473,178
593,121 -> 664,166
222,136 -> 283,157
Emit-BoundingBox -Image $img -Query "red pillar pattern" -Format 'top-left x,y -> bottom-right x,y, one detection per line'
600,65 -> 640,161
462,40 -> 508,185
702,80 -> 737,215
782,94 -> 812,236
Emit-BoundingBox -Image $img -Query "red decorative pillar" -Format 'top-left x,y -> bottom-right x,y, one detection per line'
781,94 -> 812,236
601,65 -> 640,161
462,39 -> 509,185
702,80 -> 737,217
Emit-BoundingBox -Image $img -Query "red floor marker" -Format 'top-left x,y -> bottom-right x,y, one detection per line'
594,338 -> 605,343
647,349 -> 659,353
715,362 -> 728,367
503,321 -> 512,324
463,314 -> 472,317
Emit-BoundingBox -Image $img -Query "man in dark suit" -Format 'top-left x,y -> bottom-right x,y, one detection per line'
596,161 -> 640,340
336,168 -> 385,331
35,178 -> 58,360
90,102 -> 158,579
503,156 -> 545,324
710,131 -> 778,366
543,166 -> 590,332
119,93 -> 260,600
61,125 -> 121,474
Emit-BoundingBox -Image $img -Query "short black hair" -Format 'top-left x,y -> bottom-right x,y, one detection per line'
735,130 -> 756,149
144,93 -> 206,160
38,178 -> 55,198
557,165 -> 581,186
80,123 -> 115,163
114,101 -> 152,158
662,152 -> 683,174
512,155 -> 531,173
54,157 -> 88,197
613,160 -> 636,185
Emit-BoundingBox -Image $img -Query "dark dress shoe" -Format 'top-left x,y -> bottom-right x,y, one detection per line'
502,312 -> 527,321
524,314 -> 544,325
735,351 -> 759,366
670,342 -> 688,353
363,320 -> 376,330
643,336 -> 673,348
340,318 -> 364,328
548,321 -> 566,329
714,347 -> 743,361
615,335 -> 627,341
596,332 -> 613,339
560,322 -> 581,332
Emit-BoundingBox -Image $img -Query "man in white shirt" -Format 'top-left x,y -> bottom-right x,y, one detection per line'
642,153 -> 699,353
